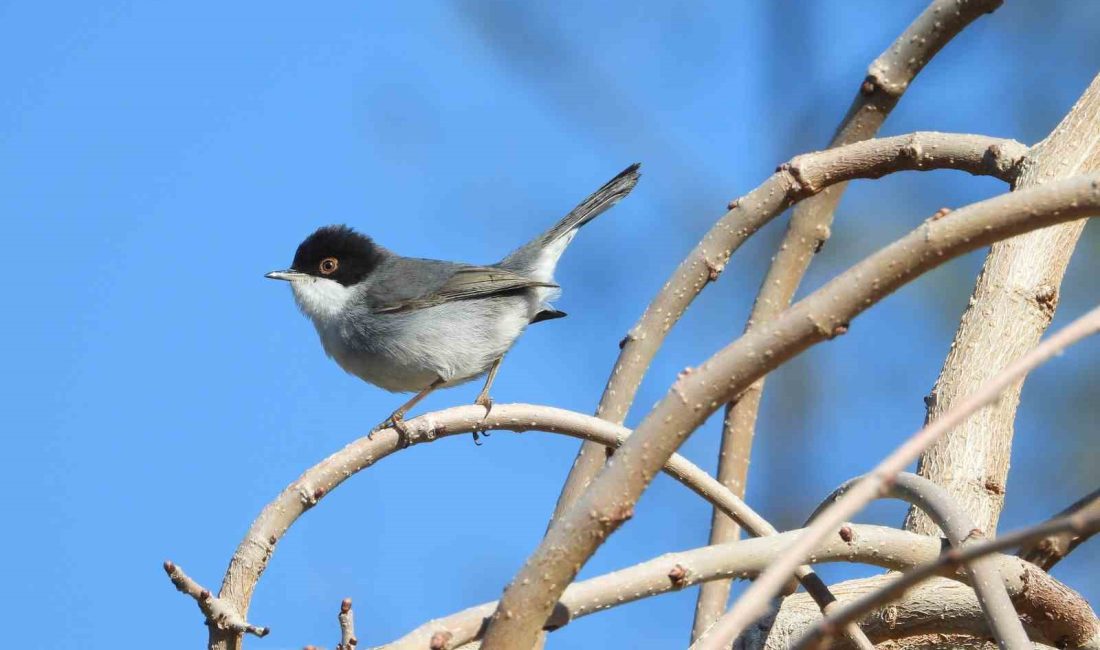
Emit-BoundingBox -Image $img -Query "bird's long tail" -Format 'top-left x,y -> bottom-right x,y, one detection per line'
537,163 -> 641,246
500,163 -> 641,278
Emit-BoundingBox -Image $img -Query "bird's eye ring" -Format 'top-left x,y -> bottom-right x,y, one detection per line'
319,257 -> 339,275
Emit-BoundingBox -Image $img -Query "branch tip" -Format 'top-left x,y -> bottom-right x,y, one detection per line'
163,560 -> 269,639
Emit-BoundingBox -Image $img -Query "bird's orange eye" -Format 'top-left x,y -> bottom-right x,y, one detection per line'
319,257 -> 339,275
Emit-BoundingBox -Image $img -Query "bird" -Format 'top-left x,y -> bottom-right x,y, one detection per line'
266,164 -> 641,442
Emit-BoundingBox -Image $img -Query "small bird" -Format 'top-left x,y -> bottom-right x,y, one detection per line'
266,164 -> 640,441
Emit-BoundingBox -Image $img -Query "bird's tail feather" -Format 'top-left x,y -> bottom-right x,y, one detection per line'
536,163 -> 641,246
499,163 -> 640,279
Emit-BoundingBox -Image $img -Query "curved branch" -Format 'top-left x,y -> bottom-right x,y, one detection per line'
806,473 -> 1028,649
190,404 -> 808,649
742,574 -> 1093,650
693,302 -> 1100,650
792,507 -> 1100,650
697,0 -> 1005,636
482,176 -> 1100,650
379,525 -> 943,649
550,131 -> 1027,521
380,521 -> 1096,650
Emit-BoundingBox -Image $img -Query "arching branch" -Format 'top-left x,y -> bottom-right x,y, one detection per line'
481,175 -> 1100,650
172,404 -> 824,650
696,0 -> 1004,636
550,132 -> 1026,522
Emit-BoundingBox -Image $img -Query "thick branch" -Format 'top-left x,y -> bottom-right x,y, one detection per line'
907,73 -> 1100,537
740,574 -> 1095,650
550,132 -> 1027,523
1018,488 -> 1100,571
693,303 -> 1100,650
793,507 -> 1100,649
194,404 -> 801,649
807,473 -> 1028,649
482,176 -> 1100,650
696,0 -> 1004,636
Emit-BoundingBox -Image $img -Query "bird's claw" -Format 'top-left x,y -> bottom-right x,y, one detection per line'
370,412 -> 412,447
472,393 -> 494,445
474,392 -> 494,415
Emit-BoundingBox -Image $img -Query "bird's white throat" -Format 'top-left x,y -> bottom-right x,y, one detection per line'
290,276 -> 356,321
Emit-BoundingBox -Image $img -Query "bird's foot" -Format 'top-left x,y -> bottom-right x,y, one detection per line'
474,391 -> 494,415
472,392 -> 494,445
370,411 -> 412,447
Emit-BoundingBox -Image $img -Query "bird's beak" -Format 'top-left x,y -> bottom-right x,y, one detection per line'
265,269 -> 307,281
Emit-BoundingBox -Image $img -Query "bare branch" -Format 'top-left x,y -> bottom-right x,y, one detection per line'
338,598 -> 358,650
1018,488 -> 1100,571
908,73 -> 1100,538
793,507 -> 1100,649
697,0 -> 1004,636
741,574 -> 1094,650
481,176 -> 1100,650
190,404 -> 807,649
378,525 -> 953,649
550,132 -> 1027,522
692,303 -> 1100,650
163,561 -> 269,640
806,473 -> 1028,649
379,521 -> 1096,650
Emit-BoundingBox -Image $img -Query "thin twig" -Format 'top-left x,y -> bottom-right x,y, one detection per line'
691,303 -> 1100,650
163,561 -> 269,640
550,132 -> 1026,522
696,0 -> 1004,637
806,473 -> 1028,649
480,176 -> 1100,650
192,404 -> 806,649
1018,488 -> 1100,571
792,508 -> 1100,650
338,598 -> 358,650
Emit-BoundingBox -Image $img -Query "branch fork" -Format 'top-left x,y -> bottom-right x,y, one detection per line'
163,561 -> 269,639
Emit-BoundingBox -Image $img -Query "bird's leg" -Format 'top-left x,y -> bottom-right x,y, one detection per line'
371,379 -> 442,445
472,357 -> 504,445
474,358 -> 503,413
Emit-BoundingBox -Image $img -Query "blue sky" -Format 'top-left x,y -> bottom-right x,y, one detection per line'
2,2 -> 1097,648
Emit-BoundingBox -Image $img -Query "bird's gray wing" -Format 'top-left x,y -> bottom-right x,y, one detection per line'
371,265 -> 557,313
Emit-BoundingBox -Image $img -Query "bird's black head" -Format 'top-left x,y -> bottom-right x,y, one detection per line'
288,225 -> 385,286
